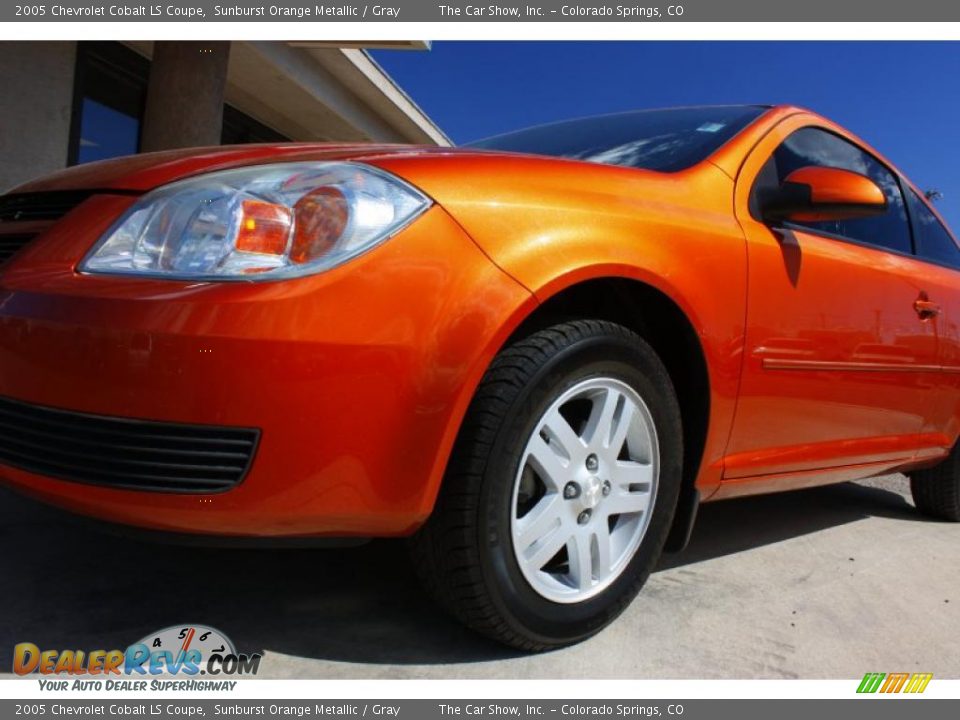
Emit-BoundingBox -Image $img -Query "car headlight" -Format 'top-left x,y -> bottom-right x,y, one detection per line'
80,162 -> 431,280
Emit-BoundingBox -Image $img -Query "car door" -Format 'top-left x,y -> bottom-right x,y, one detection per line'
904,187 -> 960,460
722,118 -> 941,487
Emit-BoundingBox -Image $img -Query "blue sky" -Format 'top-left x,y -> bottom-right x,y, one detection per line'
372,41 -> 960,232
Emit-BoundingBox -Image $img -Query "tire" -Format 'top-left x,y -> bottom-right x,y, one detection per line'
410,319 -> 683,650
910,443 -> 960,522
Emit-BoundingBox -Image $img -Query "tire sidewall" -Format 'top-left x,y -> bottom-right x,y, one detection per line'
477,328 -> 683,645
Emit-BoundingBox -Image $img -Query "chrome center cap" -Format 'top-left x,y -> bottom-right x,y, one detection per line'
581,475 -> 604,509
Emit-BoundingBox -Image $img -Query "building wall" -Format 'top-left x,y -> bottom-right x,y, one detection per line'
0,42 -> 76,193
0,42 -> 446,195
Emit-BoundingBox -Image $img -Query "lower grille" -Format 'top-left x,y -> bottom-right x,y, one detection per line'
0,234 -> 37,266
0,395 -> 259,493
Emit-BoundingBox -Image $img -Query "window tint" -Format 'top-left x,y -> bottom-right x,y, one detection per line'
466,106 -> 766,173
755,127 -> 912,255
908,189 -> 960,269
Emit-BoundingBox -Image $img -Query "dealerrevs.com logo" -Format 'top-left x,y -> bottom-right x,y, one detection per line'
13,625 -> 261,689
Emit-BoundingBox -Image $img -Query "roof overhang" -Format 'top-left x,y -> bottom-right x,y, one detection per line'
124,41 -> 450,147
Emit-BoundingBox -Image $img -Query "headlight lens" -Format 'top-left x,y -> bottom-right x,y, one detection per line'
80,162 -> 431,280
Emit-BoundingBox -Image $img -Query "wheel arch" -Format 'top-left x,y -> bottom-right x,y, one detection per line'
427,271 -> 711,550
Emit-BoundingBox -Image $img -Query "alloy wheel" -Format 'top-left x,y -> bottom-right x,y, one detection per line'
510,377 -> 660,603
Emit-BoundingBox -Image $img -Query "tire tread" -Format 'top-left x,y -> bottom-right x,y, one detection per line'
910,445 -> 960,522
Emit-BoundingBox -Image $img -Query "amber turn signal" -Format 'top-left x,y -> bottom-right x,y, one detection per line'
235,200 -> 293,255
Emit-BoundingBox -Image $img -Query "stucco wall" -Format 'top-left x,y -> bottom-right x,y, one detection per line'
0,42 -> 76,193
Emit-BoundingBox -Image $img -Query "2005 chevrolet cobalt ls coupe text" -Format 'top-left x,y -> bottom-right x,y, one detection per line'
1,105 -> 958,649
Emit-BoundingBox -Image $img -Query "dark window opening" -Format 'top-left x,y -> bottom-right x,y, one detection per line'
221,104 -> 289,145
908,189 -> 960,270
68,42 -> 149,165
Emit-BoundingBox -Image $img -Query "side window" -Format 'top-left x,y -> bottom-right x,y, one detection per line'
908,189 -> 960,269
753,127 -> 912,255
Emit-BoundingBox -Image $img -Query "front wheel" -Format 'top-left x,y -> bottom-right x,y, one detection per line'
410,320 -> 683,650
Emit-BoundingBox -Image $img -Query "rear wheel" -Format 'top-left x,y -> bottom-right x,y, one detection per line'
910,444 -> 960,522
410,320 -> 683,650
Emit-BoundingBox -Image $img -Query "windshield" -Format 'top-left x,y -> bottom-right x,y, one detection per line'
466,106 -> 768,173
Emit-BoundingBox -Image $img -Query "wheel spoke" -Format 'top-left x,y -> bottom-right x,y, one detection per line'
541,407 -> 586,462
584,387 -> 621,449
523,516 -> 571,572
525,433 -> 569,490
605,482 -> 653,517
607,397 -> 637,458
566,533 -> 594,591
516,495 -> 564,554
611,460 -> 654,490
591,522 -> 612,582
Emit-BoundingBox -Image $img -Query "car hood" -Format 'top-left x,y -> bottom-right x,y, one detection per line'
9,143 -> 476,194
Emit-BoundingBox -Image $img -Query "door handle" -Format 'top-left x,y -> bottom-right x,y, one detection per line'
914,296 -> 941,320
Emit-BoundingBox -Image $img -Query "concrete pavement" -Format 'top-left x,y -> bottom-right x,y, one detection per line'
1,475 -> 957,679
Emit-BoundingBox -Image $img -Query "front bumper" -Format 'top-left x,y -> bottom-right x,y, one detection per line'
0,196 -> 532,537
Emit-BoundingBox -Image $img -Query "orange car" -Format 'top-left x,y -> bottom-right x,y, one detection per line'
1,104 -> 958,649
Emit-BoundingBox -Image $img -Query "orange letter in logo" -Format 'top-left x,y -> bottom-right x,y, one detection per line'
103,650 -> 124,675
13,643 -> 40,675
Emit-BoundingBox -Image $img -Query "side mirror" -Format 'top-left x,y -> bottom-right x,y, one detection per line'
759,166 -> 888,224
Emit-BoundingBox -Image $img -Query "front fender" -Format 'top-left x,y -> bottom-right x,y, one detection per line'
373,154 -> 748,500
